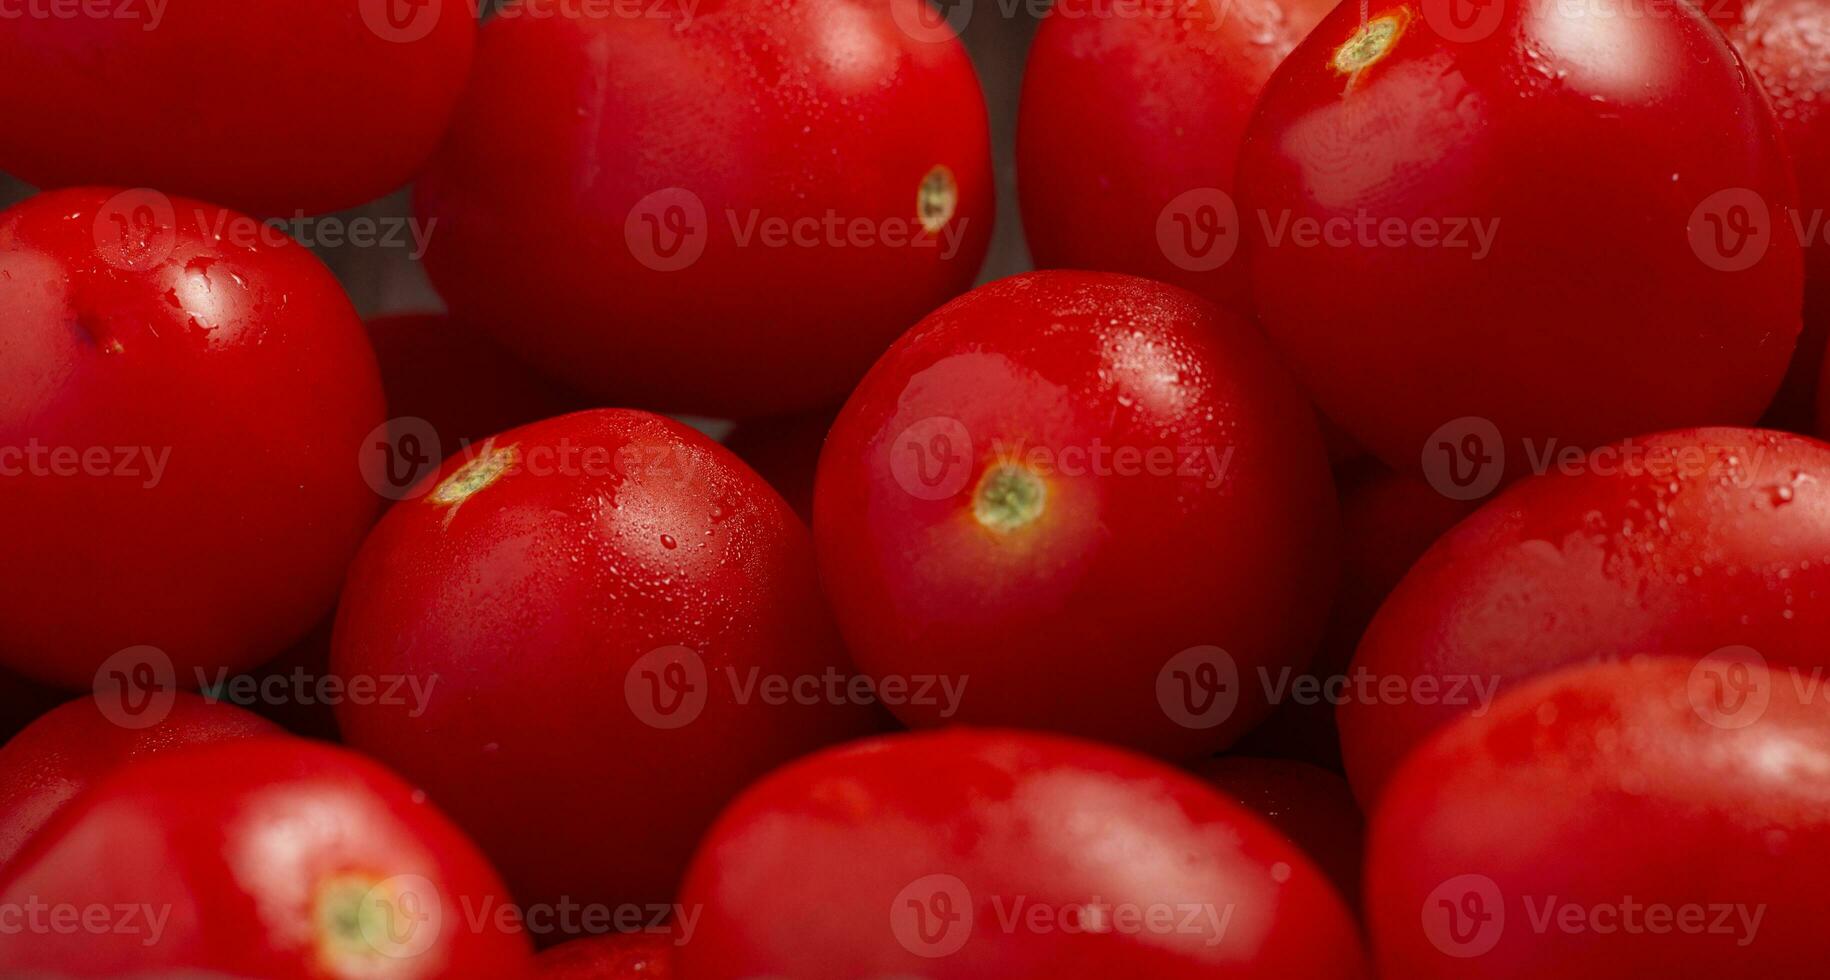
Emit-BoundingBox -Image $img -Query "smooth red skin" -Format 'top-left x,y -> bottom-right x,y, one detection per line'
367,312 -> 585,458
1368,657 -> 1830,977
1237,0 -> 1801,475
0,693 -> 278,869
1707,0 -> 1830,428
414,0 -> 994,418
1341,428 -> 1830,803
1237,460 -> 1475,766
815,271 -> 1338,759
1018,0 -> 1334,312
0,188 -> 385,690
0,1 -> 474,216
722,410 -> 837,525
333,409 -> 878,911
0,739 -> 534,978
1194,756 -> 1364,906
679,729 -> 1367,977
537,931 -> 677,979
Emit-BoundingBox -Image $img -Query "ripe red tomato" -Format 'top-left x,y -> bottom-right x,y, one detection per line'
414,0 -> 994,418
537,930 -> 677,979
722,411 -> 836,525
678,729 -> 1367,977
0,693 -> 277,868
1341,428 -> 1830,802
1238,460 -> 1475,766
0,1 -> 474,216
1366,656 -> 1830,977
333,409 -> 878,912
364,312 -> 584,497
1707,0 -> 1830,427
814,270 -> 1337,758
1236,0 -> 1801,475
0,738 -> 534,977
1192,755 -> 1365,905
0,188 -> 385,690
1018,0 -> 1334,311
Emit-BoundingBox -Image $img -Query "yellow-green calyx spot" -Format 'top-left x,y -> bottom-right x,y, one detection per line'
973,464 -> 1047,533
430,442 -> 518,507
918,165 -> 959,235
1333,12 -> 1407,76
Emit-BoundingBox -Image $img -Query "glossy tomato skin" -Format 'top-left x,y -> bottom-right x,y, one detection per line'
1193,755 -> 1364,905
0,739 -> 534,978
1018,0 -> 1334,312
1237,459 -> 1475,766
333,409 -> 878,913
0,1 -> 474,216
1237,0 -> 1801,475
367,312 -> 585,463
0,693 -> 278,869
1708,0 -> 1830,427
815,271 -> 1337,759
1341,428 -> 1830,803
0,188 -> 385,690
1367,657 -> 1830,977
679,729 -> 1367,978
414,0 -> 994,417
537,930 -> 677,978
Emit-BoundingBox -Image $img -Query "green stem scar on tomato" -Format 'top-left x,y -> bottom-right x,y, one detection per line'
1332,11 -> 1408,77
430,442 -> 520,508
973,464 -> 1048,533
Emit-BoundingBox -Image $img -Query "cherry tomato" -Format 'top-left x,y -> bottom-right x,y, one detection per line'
0,738 -> 534,977
333,409 -> 878,913
0,188 -> 385,690
1707,0 -> 1830,427
1236,0 -> 1801,475
537,930 -> 677,979
1018,0 -> 1334,312
1237,459 -> 1474,766
722,411 -> 836,525
678,729 -> 1366,977
1193,755 -> 1365,904
414,0 -> 994,418
0,1 -> 474,216
366,312 -> 584,473
1366,656 -> 1830,977
1341,428 -> 1830,803
0,693 -> 278,869
814,270 -> 1337,758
